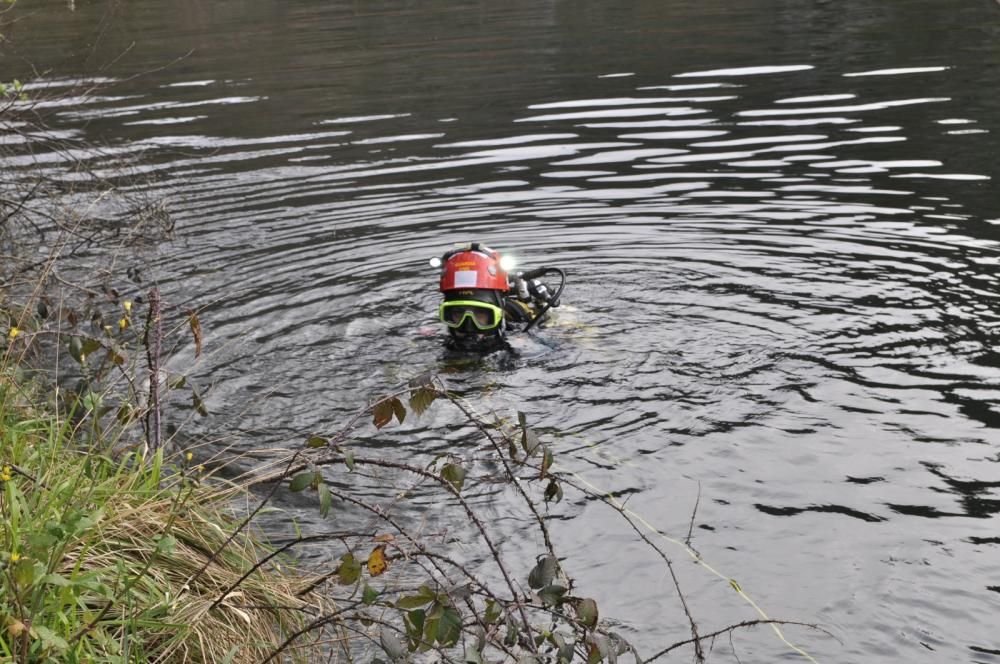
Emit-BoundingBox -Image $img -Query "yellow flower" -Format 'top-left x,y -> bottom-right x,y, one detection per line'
0,466 -> 12,482
9,552 -> 20,563
185,451 -> 193,462
123,300 -> 133,314
7,327 -> 19,340
118,317 -> 130,331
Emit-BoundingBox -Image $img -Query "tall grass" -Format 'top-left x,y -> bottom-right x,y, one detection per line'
0,370 -> 335,663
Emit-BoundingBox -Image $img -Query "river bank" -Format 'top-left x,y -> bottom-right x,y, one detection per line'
0,354 -> 340,662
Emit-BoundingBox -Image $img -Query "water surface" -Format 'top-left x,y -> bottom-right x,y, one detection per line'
4,1 -> 1000,661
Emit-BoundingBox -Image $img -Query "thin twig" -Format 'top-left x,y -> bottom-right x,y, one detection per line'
685,480 -> 701,548
643,619 -> 825,663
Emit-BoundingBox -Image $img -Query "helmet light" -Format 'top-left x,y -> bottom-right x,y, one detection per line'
499,255 -> 516,272
429,256 -> 442,268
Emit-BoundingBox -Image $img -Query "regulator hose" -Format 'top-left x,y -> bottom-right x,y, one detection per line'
521,267 -> 566,332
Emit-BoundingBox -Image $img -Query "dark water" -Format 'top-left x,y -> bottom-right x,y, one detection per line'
4,1 -> 1000,661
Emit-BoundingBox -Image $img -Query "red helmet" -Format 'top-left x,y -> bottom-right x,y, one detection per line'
438,243 -> 510,293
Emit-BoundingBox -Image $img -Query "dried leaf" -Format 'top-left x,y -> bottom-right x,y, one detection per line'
188,310 -> 203,358
367,545 -> 388,577
7,620 -> 26,638
390,397 -> 406,424
522,427 -> 540,456
541,447 -> 554,479
190,382 -> 209,417
306,435 -> 327,448
372,399 -> 393,429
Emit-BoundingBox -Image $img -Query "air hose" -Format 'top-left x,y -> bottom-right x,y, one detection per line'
520,267 -> 566,332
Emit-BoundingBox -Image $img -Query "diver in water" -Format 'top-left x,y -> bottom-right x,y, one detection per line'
430,243 -> 565,352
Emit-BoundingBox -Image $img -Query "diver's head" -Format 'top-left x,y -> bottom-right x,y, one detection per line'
434,243 -> 511,351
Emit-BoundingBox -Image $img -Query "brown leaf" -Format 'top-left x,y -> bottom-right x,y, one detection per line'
188,310 -> 203,358
372,400 -> 393,429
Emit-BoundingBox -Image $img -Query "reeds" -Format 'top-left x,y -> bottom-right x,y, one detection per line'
0,370 -> 336,663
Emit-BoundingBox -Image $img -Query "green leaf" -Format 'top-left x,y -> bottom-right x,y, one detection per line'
13,558 -> 35,586
33,625 -> 69,653
82,391 -> 102,412
422,613 -> 440,650
318,483 -> 332,518
27,533 -> 57,552
440,463 -> 466,493
380,629 -> 407,661
391,397 -> 406,424
220,646 -> 240,664
373,399 -> 393,429
575,597 -> 599,629
306,435 -> 327,448
396,594 -> 434,610
289,472 -> 314,492
483,599 -> 501,625
80,337 -> 102,356
438,607 -> 462,646
345,449 -> 355,471
404,608 -> 426,650
537,584 -> 567,607
362,584 -> 379,605
338,553 -> 362,585
465,648 -> 484,664
40,573 -> 71,587
528,555 -> 557,589
409,386 -> 436,415
504,614 -> 518,646
155,534 -> 176,555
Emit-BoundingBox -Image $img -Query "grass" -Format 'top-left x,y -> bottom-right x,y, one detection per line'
0,369 -> 334,663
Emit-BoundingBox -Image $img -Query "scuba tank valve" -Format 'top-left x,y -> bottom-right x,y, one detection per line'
528,279 -> 551,304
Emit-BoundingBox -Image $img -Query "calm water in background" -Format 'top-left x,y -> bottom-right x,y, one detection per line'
4,1 -> 1000,661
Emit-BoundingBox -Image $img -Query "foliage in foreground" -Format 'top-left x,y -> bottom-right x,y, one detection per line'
0,372 -> 336,663
264,376 -> 824,664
